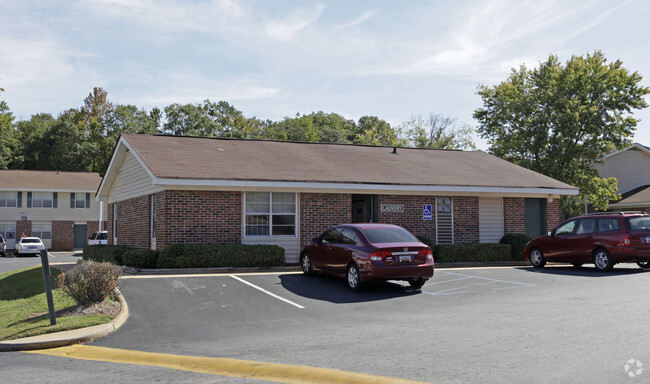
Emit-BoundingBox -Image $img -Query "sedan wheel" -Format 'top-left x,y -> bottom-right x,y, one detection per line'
594,249 -> 614,271
529,248 -> 546,268
300,253 -> 314,275
637,260 -> 650,269
408,278 -> 427,289
346,264 -> 363,291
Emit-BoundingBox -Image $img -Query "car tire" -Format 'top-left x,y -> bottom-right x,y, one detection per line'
300,253 -> 314,275
529,248 -> 546,268
636,260 -> 650,269
346,263 -> 363,291
408,278 -> 427,289
593,248 -> 614,271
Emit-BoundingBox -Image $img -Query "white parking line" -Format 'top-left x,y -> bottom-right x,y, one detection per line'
228,274 -> 305,309
423,271 -> 536,296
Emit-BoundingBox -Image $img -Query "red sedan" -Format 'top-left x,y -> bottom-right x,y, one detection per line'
300,223 -> 434,290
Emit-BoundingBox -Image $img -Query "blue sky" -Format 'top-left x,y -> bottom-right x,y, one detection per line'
1,0 -> 649,149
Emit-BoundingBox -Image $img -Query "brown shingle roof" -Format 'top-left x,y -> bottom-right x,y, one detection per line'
120,134 -> 576,191
0,170 -> 101,191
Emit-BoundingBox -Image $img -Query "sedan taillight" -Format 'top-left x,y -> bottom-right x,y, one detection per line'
621,235 -> 631,247
419,248 -> 434,260
370,250 -> 392,261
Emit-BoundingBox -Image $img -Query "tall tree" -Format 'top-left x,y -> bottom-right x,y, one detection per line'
0,87 -> 17,169
354,115 -> 402,146
402,114 -> 475,150
163,99 -> 260,138
474,51 -> 650,215
11,113 -> 56,169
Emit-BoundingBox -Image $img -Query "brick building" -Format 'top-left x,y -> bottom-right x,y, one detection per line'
97,134 -> 578,263
0,170 -> 106,251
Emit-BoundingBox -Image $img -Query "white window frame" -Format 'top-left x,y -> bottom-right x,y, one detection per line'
73,193 -> 87,208
244,192 -> 297,238
0,191 -> 17,207
113,204 -> 118,244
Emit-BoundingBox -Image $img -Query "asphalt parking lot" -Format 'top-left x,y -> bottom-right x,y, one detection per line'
2,261 -> 650,383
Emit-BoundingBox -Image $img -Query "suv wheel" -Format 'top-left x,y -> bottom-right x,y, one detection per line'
593,248 -> 614,271
529,248 -> 546,268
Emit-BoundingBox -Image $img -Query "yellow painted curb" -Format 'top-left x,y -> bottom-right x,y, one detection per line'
29,345 -> 431,384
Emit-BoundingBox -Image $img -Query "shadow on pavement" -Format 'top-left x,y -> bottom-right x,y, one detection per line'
278,273 -> 421,304
517,264 -> 648,278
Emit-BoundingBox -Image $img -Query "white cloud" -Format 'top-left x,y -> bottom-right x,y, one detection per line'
335,9 -> 376,30
263,3 -> 325,40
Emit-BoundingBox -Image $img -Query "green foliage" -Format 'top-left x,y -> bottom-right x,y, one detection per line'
83,245 -> 132,265
354,115 -> 403,146
402,113 -> 476,150
56,261 -> 123,306
163,99 -> 260,139
434,243 -> 512,263
157,243 -> 286,269
122,249 -> 160,269
0,87 -> 18,169
499,233 -> 533,260
474,51 -> 650,215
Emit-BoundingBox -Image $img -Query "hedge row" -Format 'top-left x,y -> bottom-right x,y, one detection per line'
434,243 -> 512,263
156,243 -> 285,268
83,243 -> 286,269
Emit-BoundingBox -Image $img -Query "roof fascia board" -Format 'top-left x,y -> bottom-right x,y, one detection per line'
1,188 -> 97,193
602,143 -> 650,160
154,178 -> 578,196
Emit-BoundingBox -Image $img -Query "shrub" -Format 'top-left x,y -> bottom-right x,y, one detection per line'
499,233 -> 533,260
122,249 -> 160,269
434,243 -> 511,263
56,261 -> 123,306
157,243 -> 286,269
83,245 -> 132,265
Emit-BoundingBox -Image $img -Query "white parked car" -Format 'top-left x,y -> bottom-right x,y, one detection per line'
88,231 -> 108,245
14,237 -> 45,257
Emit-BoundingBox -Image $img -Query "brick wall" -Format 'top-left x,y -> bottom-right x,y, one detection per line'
16,220 -> 31,239
377,195 -> 436,240
504,197 -> 526,234
453,196 -> 479,243
546,199 -> 561,232
300,193 -> 351,246
157,190 -> 241,248
52,221 -> 74,250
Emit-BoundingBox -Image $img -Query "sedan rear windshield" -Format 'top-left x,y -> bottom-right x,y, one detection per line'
21,239 -> 41,244
627,217 -> 650,231
361,227 -> 418,244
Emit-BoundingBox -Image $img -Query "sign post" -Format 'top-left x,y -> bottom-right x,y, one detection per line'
40,249 -> 56,326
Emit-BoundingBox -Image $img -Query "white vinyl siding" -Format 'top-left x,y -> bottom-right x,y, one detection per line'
108,152 -> 162,203
595,148 -> 650,194
479,197 -> 504,243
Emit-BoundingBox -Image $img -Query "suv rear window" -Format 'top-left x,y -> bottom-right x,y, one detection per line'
627,217 -> 650,231
597,218 -> 620,232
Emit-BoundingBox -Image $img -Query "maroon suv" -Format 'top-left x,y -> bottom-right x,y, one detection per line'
524,212 -> 650,271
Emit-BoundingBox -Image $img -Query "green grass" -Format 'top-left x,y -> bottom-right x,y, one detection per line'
0,266 -> 116,341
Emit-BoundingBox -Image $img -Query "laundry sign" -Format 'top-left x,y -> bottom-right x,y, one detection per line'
380,204 -> 404,213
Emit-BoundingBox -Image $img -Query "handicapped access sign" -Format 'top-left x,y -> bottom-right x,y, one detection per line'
423,204 -> 432,221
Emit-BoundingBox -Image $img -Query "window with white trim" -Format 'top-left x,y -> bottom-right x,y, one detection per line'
32,192 -> 54,208
245,192 -> 296,236
70,193 -> 90,209
0,192 -> 17,207
32,223 -> 52,240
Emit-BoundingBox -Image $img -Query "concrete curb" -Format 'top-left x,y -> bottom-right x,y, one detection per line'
0,288 -> 129,352
123,262 -> 529,275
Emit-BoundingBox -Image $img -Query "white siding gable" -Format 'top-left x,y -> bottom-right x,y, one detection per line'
595,147 -> 650,194
107,152 -> 162,203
